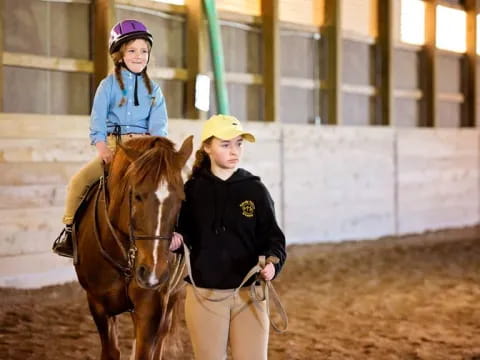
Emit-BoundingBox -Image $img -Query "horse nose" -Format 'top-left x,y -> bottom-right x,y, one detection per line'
136,264 -> 169,288
136,264 -> 151,283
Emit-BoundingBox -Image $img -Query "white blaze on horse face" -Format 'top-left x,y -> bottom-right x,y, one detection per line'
150,182 -> 170,282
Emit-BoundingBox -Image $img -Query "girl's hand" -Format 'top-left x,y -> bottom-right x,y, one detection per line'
96,141 -> 114,164
260,263 -> 275,281
169,232 -> 184,251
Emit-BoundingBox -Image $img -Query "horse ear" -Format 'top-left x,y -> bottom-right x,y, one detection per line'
117,141 -> 143,162
177,135 -> 194,165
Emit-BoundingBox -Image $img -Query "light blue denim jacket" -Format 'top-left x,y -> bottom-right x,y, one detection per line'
89,69 -> 168,144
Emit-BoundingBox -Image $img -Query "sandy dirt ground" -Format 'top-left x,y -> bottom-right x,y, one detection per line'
2,227 -> 480,359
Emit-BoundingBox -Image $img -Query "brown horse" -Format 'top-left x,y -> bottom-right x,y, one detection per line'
73,135 -> 193,360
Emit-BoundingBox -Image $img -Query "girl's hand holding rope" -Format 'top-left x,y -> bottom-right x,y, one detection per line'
260,262 -> 275,281
96,141 -> 114,164
170,232 -> 184,251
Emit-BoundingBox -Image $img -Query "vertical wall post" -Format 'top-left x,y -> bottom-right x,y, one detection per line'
423,0 -> 437,127
0,0 -> 4,112
262,0 -> 280,122
377,0 -> 394,126
464,0 -> 477,127
185,0 -> 207,119
92,0 -> 115,91
324,0 -> 341,124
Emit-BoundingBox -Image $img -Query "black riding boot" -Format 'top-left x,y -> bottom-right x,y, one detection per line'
52,225 -> 74,258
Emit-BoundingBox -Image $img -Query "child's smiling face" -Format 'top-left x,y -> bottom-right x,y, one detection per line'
122,39 -> 149,73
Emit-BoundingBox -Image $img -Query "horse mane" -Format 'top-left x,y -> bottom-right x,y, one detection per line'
108,137 -> 185,206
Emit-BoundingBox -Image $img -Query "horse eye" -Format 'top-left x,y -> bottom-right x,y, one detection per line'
134,193 -> 142,201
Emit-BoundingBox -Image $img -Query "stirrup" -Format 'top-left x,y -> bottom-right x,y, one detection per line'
52,226 -> 74,258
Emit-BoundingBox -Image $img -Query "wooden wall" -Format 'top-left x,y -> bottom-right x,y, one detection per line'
216,0 -> 325,25
216,0 -> 261,16
393,48 -> 421,127
1,114 -> 479,287
341,0 -> 377,38
207,23 -> 264,120
2,0 -> 478,127
280,0 -> 324,26
341,39 -> 375,125
280,31 -> 322,124
3,0 -> 91,114
0,113 -> 282,288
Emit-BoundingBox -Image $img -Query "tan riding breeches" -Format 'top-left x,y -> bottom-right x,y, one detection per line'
184,284 -> 269,360
62,134 -> 145,224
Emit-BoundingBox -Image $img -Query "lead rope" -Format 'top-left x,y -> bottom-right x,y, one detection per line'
251,256 -> 289,333
155,253 -> 187,359
182,243 -> 288,333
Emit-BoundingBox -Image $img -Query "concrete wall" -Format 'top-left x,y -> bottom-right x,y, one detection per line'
0,114 -> 479,288
397,129 -> 480,234
283,125 -> 396,243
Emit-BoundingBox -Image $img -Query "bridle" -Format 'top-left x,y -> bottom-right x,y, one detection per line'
87,134 -> 190,357
91,170 -> 187,355
93,175 -> 173,279
128,188 -> 173,242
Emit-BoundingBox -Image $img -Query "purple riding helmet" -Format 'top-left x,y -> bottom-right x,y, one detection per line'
109,19 -> 153,54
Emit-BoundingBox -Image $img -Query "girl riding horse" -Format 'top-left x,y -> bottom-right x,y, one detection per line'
53,19 -> 168,257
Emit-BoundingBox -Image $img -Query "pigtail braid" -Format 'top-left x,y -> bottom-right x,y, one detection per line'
141,69 -> 156,107
114,64 -> 127,107
142,68 -> 153,95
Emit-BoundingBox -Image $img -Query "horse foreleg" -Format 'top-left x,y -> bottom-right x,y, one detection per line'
132,311 -> 161,360
153,310 -> 172,360
88,296 -> 121,360
129,339 -> 136,360
154,295 -> 178,360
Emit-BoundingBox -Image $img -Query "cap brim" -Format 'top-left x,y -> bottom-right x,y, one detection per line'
241,133 -> 255,142
212,129 -> 256,143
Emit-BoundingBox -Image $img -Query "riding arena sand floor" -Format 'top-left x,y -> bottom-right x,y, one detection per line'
2,227 -> 480,359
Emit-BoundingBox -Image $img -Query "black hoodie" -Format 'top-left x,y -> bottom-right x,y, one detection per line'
177,167 -> 286,289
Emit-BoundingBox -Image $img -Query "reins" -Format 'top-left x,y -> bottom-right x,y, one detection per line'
182,243 -> 288,333
92,172 -> 185,301
92,175 -> 134,278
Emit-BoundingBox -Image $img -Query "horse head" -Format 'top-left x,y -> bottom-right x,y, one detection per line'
109,135 -> 193,289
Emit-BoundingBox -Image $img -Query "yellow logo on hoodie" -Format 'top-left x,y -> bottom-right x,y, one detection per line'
240,200 -> 255,218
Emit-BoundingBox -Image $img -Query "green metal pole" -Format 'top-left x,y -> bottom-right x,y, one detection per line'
203,0 -> 229,114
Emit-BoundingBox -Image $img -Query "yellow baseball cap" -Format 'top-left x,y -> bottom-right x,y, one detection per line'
200,115 -> 256,143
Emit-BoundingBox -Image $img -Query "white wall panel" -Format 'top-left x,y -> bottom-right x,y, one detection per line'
397,129 -> 480,234
283,125 -> 396,243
